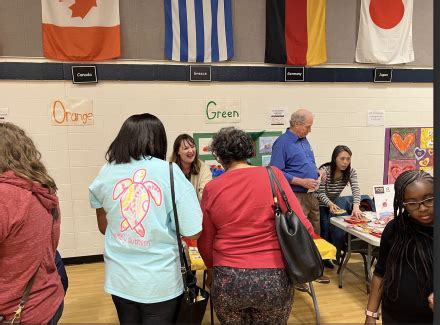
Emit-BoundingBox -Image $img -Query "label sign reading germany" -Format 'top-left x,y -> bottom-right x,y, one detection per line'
51,99 -> 94,126
285,67 -> 305,82
205,100 -> 241,123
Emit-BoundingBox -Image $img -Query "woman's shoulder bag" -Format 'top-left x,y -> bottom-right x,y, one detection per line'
266,166 -> 324,284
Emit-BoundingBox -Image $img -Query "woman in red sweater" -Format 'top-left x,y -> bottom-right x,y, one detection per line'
198,127 -> 316,324
0,123 -> 64,324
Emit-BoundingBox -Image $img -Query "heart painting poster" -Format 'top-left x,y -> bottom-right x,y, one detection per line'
384,127 -> 434,184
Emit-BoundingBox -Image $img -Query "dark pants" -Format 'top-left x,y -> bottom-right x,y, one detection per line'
47,302 -> 64,325
319,206 -> 346,261
111,294 -> 183,325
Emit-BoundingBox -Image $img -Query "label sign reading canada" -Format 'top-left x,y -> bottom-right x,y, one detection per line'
51,99 -> 94,126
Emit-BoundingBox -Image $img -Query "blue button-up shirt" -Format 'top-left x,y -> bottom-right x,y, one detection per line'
270,129 -> 318,193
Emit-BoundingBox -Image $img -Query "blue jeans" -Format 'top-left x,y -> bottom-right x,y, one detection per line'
319,206 -> 346,261
47,302 -> 64,325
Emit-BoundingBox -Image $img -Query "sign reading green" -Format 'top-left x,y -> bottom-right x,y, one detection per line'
205,100 -> 241,123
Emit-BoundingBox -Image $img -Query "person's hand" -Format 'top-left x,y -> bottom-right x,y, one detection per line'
329,203 -> 342,214
301,178 -> 319,190
365,316 -> 376,325
428,292 -> 434,311
351,206 -> 363,219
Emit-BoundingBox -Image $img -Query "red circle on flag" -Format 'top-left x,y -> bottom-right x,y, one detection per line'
369,0 -> 405,30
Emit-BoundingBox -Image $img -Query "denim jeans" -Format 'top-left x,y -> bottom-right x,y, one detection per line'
319,205 -> 346,261
47,302 -> 64,325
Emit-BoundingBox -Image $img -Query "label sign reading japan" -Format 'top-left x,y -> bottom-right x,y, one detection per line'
205,100 -> 241,123
51,99 -> 94,126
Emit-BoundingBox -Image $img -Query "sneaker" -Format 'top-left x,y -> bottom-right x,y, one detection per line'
294,283 -> 310,292
323,259 -> 334,269
315,275 -> 331,284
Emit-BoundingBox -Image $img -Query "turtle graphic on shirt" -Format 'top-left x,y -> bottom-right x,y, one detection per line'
113,169 -> 162,237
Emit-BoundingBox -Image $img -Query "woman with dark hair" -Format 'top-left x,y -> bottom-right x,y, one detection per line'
89,113 -> 202,323
198,127 -> 316,324
315,145 -> 361,266
171,134 -> 212,202
365,170 -> 433,324
0,122 -> 64,324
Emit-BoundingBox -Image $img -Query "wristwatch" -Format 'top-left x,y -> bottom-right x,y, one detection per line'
365,309 -> 380,320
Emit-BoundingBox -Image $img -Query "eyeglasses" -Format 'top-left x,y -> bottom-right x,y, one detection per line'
403,197 -> 434,211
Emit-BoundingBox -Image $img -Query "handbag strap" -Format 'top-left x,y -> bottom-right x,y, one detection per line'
169,162 -> 190,291
266,166 -> 293,212
10,214 -> 55,323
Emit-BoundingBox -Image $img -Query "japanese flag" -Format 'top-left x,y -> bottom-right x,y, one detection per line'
42,0 -> 120,61
355,0 -> 414,64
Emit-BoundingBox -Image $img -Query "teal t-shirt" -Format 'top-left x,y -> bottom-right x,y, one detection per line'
89,157 -> 202,303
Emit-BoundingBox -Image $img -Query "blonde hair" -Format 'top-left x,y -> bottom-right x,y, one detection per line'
0,122 -> 57,192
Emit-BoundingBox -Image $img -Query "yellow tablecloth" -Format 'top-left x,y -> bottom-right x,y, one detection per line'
189,238 -> 337,270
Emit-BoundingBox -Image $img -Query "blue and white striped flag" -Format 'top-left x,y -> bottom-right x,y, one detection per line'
164,0 -> 234,62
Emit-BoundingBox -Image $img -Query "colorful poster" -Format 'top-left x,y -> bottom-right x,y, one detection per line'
373,185 -> 394,219
389,128 -> 417,160
384,127 -> 434,184
259,136 -> 277,154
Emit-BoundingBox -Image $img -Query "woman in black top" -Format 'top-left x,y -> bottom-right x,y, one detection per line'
365,170 -> 433,324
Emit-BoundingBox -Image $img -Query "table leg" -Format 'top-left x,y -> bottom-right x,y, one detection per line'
366,244 -> 372,293
308,282 -> 320,325
339,233 -> 352,289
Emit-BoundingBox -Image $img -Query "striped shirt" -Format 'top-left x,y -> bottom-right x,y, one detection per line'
315,166 -> 361,207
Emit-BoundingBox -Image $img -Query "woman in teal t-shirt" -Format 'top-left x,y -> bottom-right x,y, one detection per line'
89,113 -> 202,323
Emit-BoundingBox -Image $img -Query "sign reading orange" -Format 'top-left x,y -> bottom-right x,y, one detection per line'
51,99 -> 94,126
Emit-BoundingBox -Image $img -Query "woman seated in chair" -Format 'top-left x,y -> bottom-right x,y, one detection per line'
315,145 -> 362,267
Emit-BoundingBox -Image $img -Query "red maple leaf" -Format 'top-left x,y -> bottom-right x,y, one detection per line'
68,0 -> 98,19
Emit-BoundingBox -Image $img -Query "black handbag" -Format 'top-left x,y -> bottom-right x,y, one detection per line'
169,163 -> 209,325
266,166 -> 324,284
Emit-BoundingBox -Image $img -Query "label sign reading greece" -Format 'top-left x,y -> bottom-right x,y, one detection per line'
51,99 -> 94,126
205,100 -> 241,123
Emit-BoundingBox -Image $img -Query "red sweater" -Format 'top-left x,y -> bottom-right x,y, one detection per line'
0,172 -> 64,323
198,166 -> 315,269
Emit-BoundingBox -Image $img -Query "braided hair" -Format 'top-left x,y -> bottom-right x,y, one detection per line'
381,170 -> 433,302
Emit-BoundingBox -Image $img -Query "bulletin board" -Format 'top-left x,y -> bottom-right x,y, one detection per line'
193,131 -> 282,168
383,127 -> 434,184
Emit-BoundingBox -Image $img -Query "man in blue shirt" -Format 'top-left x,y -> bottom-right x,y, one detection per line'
271,108 -> 330,287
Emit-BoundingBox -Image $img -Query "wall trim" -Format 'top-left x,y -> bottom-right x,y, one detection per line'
0,62 -> 433,83
63,254 -> 104,265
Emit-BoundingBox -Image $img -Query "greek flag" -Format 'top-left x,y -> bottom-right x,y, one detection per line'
164,0 -> 234,62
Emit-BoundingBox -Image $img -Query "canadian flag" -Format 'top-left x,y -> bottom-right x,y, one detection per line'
355,0 -> 414,64
42,0 -> 120,61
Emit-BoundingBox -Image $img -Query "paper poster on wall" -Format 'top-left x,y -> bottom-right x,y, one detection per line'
261,155 -> 271,166
50,99 -> 94,126
367,110 -> 385,126
383,127 -> 434,184
259,136 -> 277,154
0,108 -> 9,122
269,108 -> 287,126
197,137 -> 212,156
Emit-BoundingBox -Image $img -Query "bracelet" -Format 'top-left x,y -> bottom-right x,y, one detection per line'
365,309 -> 380,320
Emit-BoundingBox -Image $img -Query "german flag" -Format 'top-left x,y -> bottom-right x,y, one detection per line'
265,0 -> 327,66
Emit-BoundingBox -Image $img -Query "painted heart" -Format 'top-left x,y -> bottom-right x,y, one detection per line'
414,147 -> 426,160
428,149 -> 434,156
391,132 -> 415,155
419,157 -> 430,167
